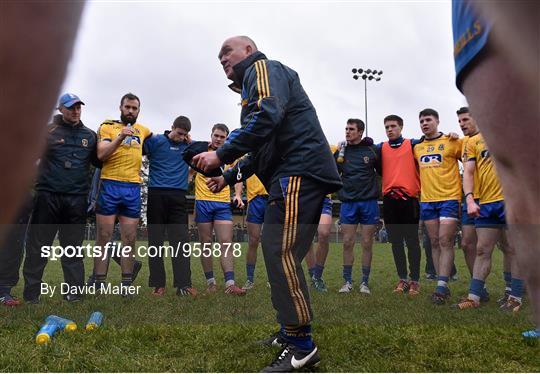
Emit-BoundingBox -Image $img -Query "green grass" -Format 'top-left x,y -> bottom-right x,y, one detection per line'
1,242 -> 538,372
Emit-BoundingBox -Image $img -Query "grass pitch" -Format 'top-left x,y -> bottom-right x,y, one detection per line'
0,242 -> 538,372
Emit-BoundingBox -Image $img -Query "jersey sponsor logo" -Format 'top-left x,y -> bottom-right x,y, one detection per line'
420,154 -> 442,164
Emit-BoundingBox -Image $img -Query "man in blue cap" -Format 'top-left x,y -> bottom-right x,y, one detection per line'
22,93 -> 101,303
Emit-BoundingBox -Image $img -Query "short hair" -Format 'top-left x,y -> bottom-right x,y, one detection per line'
347,118 -> 365,132
173,116 -> 191,132
239,35 -> 258,50
212,123 -> 229,135
456,106 -> 470,115
419,108 -> 439,119
384,114 -> 404,128
120,92 -> 140,107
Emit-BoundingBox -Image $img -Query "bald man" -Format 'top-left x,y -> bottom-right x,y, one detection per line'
199,36 -> 342,371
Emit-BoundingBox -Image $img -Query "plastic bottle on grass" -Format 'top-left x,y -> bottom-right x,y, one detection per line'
85,311 -> 104,331
45,315 -> 77,332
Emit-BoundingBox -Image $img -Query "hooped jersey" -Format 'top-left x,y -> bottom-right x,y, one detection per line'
413,134 -> 463,202
98,120 -> 151,183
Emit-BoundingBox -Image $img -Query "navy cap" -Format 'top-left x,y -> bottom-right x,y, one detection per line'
58,93 -> 85,108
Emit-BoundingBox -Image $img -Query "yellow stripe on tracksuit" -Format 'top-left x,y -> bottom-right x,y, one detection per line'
254,60 -> 270,108
281,176 -> 310,325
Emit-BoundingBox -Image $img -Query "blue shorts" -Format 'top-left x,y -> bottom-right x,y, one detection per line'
321,197 -> 333,216
475,200 -> 506,228
195,200 -> 232,223
420,200 -> 460,221
340,199 -> 379,225
96,179 -> 141,218
247,195 -> 268,224
461,198 -> 479,226
452,0 -> 491,90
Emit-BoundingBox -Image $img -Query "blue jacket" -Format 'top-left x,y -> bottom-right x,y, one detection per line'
218,51 -> 341,194
36,114 -> 100,195
143,131 -> 189,190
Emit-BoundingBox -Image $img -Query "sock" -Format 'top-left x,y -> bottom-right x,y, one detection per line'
343,265 -> 353,283
204,271 -> 214,283
481,287 -> 489,299
246,264 -> 256,283
224,271 -> 235,283
361,266 -> 371,285
308,267 -> 316,279
281,324 -> 313,350
503,271 -> 512,291
468,278 -> 485,302
121,273 -> 132,287
510,278 -> 524,300
95,274 -> 107,283
314,264 -> 325,280
436,276 -> 449,294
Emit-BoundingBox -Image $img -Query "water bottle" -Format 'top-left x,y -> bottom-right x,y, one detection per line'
337,140 -> 347,164
85,311 -> 104,331
123,122 -> 133,145
45,315 -> 77,332
36,323 -> 60,345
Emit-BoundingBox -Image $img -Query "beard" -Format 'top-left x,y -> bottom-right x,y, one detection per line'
121,113 -> 137,125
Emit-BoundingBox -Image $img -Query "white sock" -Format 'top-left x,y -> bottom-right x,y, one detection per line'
225,280 -> 235,287
468,293 -> 481,303
207,278 -> 216,285
437,280 -> 448,288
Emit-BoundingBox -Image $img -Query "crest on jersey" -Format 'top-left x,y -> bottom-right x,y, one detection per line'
82,139 -> 88,147
363,156 -> 370,164
438,144 -> 445,151
481,149 -> 490,158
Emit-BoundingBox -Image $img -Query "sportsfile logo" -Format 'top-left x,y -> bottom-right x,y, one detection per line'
420,154 -> 442,164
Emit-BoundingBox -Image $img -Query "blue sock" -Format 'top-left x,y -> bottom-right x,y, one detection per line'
510,278 -> 524,299
204,271 -> 214,281
246,263 -> 256,282
314,264 -> 325,279
436,275 -> 449,294
308,267 -> 316,279
343,265 -> 353,283
503,271 -> 512,289
469,278 -> 485,298
361,266 -> 371,285
224,271 -> 234,283
281,324 -> 313,350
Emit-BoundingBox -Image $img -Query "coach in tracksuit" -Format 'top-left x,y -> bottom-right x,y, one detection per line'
194,36 -> 342,371
143,116 -> 194,296
23,93 -> 100,303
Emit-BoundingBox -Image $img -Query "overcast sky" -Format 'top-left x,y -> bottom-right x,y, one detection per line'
61,0 -> 468,145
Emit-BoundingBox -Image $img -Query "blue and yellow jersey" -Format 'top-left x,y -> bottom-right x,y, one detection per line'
327,144 -> 339,198
98,120 -> 151,183
465,133 -> 503,204
413,134 -> 463,202
462,135 -> 480,199
194,147 -> 230,202
246,174 -> 267,202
